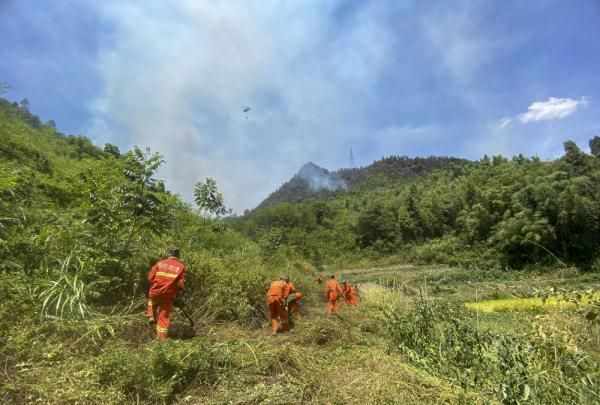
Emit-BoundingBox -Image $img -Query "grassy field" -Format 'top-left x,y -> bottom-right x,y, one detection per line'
3,265 -> 599,404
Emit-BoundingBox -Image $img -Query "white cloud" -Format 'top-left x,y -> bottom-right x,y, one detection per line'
493,97 -> 589,131
498,117 -> 513,128
518,97 -> 589,123
482,96 -> 593,160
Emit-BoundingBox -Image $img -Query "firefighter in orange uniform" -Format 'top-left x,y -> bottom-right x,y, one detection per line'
267,276 -> 290,335
325,274 -> 343,314
341,280 -> 352,306
146,248 -> 186,340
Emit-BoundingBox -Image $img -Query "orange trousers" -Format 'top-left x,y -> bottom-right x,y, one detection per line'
146,296 -> 174,340
327,297 -> 339,313
268,299 -> 289,333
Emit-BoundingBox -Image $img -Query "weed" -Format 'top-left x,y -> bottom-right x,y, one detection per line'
39,254 -> 90,320
384,298 -> 600,404
94,339 -> 238,402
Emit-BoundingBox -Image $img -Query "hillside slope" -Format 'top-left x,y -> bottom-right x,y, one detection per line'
256,155 -> 468,210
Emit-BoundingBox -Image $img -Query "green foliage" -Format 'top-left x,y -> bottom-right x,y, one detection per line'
0,162 -> 17,192
39,254 -> 90,320
258,156 -> 467,209
95,340 -> 236,401
534,288 -> 600,333
590,135 -> 600,158
385,300 -> 599,404
194,177 -> 228,221
258,227 -> 284,260
118,146 -> 170,252
357,202 -> 398,251
0,273 -> 36,340
103,142 -> 120,157
236,139 -> 600,269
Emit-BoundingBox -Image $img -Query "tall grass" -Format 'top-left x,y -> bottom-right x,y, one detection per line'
359,282 -> 407,310
385,299 -> 600,404
39,253 -> 90,320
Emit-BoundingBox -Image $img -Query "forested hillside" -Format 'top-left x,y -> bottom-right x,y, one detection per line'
235,140 -> 600,271
256,156 -> 468,209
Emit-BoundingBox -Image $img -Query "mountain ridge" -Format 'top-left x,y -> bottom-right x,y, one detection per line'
254,155 -> 469,210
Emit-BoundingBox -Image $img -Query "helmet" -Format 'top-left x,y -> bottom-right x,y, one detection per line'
281,275 -> 290,282
168,247 -> 180,258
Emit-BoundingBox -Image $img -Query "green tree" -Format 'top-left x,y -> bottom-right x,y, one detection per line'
119,146 -> 168,252
194,177 -> 228,222
258,227 -> 284,260
357,202 -> 398,251
590,136 -> 600,158
562,140 -> 587,167
103,143 -> 121,158
19,98 -> 30,110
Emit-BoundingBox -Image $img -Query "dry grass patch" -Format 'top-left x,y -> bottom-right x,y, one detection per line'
466,292 -> 600,313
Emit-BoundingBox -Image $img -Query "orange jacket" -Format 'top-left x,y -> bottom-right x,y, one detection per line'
148,257 -> 186,298
267,280 -> 290,304
342,283 -> 352,299
325,279 -> 343,300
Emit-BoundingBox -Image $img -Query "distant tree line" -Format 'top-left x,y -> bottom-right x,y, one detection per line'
233,139 -> 600,270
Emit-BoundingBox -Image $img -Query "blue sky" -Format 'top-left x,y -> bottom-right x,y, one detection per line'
1,0 -> 599,212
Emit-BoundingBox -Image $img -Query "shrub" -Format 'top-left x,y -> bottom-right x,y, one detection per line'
409,236 -> 500,269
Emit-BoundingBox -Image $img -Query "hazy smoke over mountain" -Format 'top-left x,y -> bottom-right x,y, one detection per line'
296,162 -> 347,192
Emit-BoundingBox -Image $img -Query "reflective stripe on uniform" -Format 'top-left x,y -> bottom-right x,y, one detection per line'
156,271 -> 179,278
156,325 -> 169,332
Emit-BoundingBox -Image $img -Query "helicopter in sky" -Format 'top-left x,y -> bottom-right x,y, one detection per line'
242,105 -> 251,119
